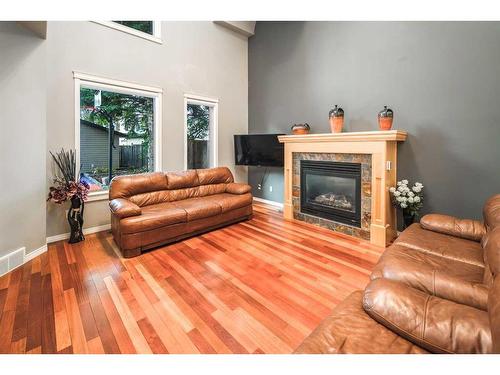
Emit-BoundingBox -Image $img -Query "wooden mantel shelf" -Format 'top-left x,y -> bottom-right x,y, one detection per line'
279,129 -> 408,248
278,130 -> 407,143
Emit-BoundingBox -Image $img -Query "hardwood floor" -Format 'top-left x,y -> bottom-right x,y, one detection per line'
0,202 -> 383,354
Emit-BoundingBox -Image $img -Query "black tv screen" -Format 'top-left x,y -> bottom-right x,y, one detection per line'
234,134 -> 285,167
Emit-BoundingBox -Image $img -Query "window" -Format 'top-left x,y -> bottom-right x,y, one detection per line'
74,72 -> 162,200
92,21 -> 162,44
113,21 -> 154,35
184,95 -> 218,170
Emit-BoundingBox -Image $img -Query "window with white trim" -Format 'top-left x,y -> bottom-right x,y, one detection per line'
184,95 -> 218,170
93,21 -> 162,44
74,73 -> 162,199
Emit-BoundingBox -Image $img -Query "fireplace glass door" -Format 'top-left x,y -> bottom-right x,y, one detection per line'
300,160 -> 361,227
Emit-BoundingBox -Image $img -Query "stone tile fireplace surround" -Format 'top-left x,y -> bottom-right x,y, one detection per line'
292,152 -> 372,240
278,131 -> 407,247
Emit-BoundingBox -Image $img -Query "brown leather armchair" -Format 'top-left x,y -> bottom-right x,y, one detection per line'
295,194 -> 500,354
109,167 -> 253,258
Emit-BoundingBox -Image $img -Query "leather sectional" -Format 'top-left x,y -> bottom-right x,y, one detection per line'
109,167 -> 253,258
295,194 -> 500,354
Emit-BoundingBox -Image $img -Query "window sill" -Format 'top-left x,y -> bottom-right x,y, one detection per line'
86,191 -> 109,202
92,21 -> 163,44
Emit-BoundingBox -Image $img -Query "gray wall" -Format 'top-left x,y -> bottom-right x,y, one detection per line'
0,22 -> 47,257
46,21 -> 248,237
249,21 -> 500,220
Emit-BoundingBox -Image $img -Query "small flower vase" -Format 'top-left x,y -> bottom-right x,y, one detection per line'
68,196 -> 85,243
329,105 -> 344,133
402,209 -> 416,229
378,105 -> 394,131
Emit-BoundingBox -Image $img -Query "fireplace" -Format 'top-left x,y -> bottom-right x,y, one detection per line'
300,160 -> 362,227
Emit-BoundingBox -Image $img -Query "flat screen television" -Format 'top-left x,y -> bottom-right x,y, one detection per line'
234,134 -> 285,167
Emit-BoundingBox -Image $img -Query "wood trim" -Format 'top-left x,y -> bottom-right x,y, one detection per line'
73,71 -> 163,94
278,130 -> 407,143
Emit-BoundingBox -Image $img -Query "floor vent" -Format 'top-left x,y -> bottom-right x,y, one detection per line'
0,247 -> 25,277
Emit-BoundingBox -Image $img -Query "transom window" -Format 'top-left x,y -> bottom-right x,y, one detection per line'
74,72 -> 162,200
92,21 -> 162,44
113,21 -> 154,35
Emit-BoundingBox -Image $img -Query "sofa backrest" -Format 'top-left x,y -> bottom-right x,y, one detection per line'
109,167 -> 234,207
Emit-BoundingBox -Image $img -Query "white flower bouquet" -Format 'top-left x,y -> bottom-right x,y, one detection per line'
389,179 -> 424,227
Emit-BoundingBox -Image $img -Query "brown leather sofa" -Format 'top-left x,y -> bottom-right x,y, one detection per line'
109,167 -> 253,258
295,194 -> 500,354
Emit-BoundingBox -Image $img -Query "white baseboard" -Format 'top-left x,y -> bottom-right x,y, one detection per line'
253,197 -> 284,208
46,223 -> 111,244
24,244 -> 48,263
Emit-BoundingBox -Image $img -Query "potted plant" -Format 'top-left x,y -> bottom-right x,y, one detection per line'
389,179 -> 424,228
47,149 -> 89,243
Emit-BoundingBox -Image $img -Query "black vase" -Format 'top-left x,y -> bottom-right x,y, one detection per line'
68,196 -> 85,243
402,209 -> 416,229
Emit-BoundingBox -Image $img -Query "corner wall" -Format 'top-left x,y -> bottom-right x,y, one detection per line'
0,22 -> 47,258
249,21 -> 500,219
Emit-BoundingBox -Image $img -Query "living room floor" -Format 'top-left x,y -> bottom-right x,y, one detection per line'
0,202 -> 383,354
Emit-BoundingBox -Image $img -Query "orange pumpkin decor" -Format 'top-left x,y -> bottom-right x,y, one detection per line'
329,105 -> 344,133
291,123 -> 310,135
378,105 -> 394,131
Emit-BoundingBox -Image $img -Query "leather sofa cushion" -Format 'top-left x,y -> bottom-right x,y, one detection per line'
109,198 -> 142,219
294,290 -> 428,354
371,245 -> 488,310
201,193 -> 253,213
363,278 -> 492,354
120,202 -> 187,234
420,214 -> 486,242
166,169 -> 199,189
172,197 -> 222,221
110,172 -> 167,200
226,183 -> 252,195
197,167 -> 233,185
394,223 -> 484,267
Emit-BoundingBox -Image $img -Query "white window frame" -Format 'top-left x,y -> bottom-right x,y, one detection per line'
73,71 -> 163,201
92,21 -> 162,44
183,94 -> 219,171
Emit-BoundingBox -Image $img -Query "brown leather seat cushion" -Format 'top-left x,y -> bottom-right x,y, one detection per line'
294,290 -> 428,354
371,244 -> 488,310
171,197 -> 223,221
201,193 -> 253,213
394,223 -> 484,267
363,278 -> 492,354
120,202 -> 187,234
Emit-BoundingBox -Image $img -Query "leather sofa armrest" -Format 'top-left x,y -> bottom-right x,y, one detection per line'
420,213 -> 486,242
225,182 -> 252,195
362,278 -> 492,354
109,198 -> 142,219
489,278 -> 500,353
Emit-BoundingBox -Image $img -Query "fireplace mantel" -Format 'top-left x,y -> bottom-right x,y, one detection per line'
278,130 -> 408,247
